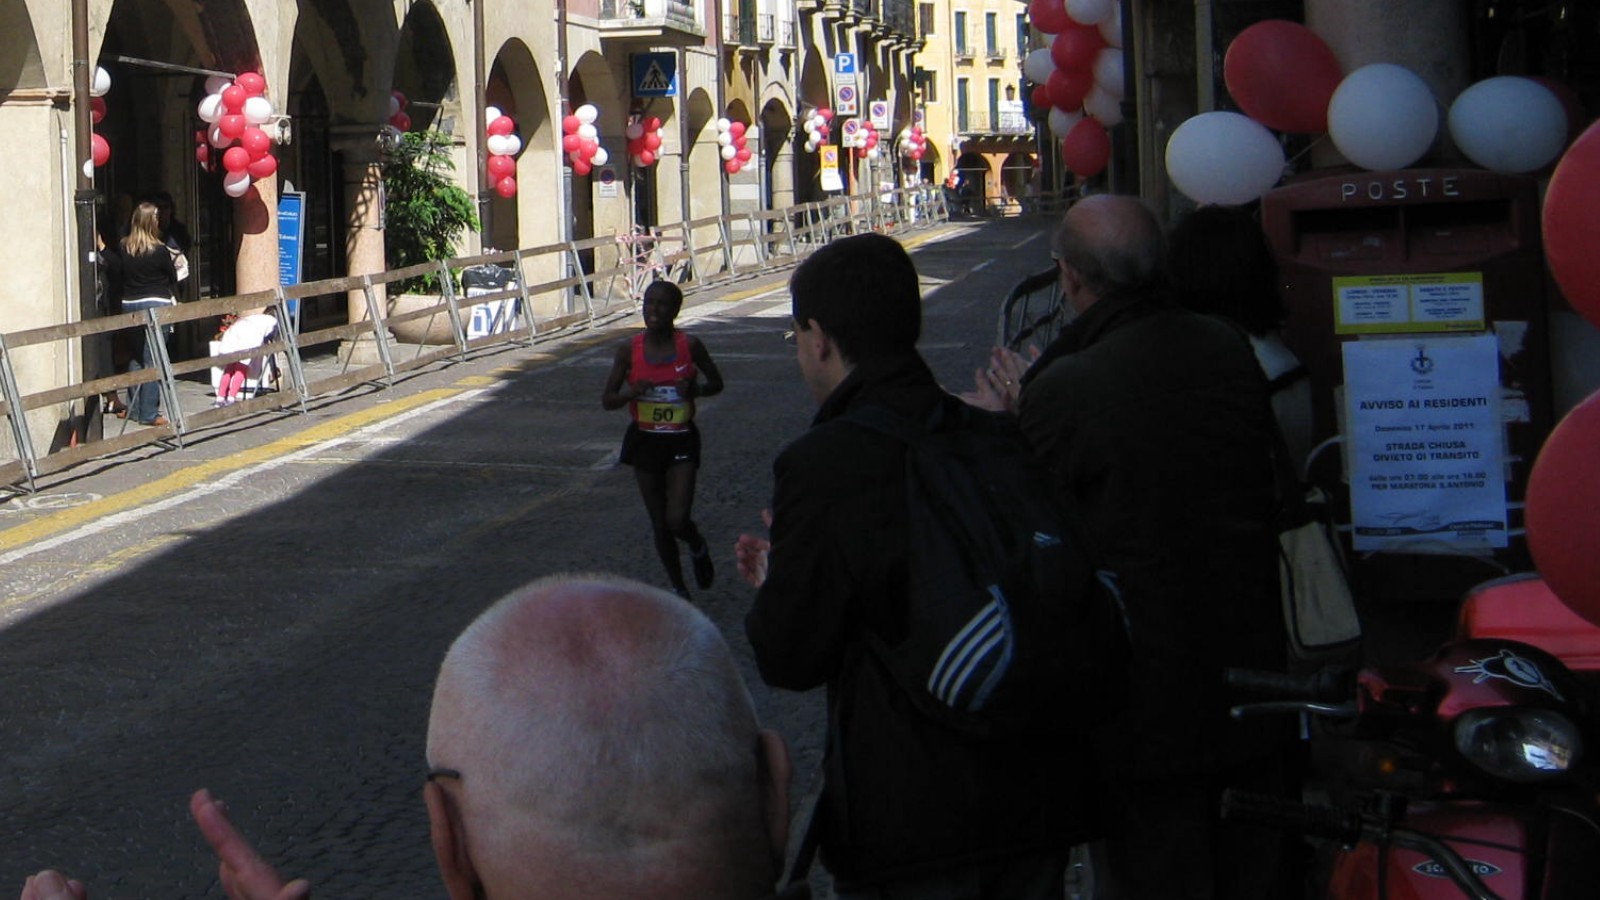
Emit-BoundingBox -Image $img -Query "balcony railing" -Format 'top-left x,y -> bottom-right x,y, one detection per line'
957,111 -> 1033,135
598,0 -> 705,38
780,15 -> 797,46
758,13 -> 775,43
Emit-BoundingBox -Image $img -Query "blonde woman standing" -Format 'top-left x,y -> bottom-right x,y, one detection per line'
103,202 -> 179,426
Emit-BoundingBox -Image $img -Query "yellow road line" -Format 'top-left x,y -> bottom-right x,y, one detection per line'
0,388 -> 464,554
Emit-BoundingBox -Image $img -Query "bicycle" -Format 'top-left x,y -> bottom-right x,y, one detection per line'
997,266 -> 1067,355
615,226 -> 667,304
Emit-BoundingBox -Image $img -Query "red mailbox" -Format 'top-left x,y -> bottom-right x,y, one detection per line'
1261,168 -> 1553,603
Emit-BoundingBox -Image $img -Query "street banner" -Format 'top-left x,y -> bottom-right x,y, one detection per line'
1343,334 -> 1507,551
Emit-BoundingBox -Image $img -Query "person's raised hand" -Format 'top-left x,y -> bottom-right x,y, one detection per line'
189,789 -> 312,900
735,509 -> 775,589
20,870 -> 86,900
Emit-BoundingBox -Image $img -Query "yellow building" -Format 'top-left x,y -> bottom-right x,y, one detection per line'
912,0 -> 1036,212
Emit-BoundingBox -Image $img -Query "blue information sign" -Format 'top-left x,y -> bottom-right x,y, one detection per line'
632,53 -> 677,98
278,191 -> 305,322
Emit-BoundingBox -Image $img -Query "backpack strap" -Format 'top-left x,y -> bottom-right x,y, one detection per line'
1267,363 -> 1309,395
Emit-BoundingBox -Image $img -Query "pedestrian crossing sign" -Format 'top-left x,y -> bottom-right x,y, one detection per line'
632,52 -> 677,97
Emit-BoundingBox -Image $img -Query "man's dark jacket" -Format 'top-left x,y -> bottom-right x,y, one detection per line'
745,353 -> 1099,890
1019,292 -> 1289,779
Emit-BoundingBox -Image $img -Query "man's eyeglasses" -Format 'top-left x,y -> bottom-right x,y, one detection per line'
426,767 -> 462,784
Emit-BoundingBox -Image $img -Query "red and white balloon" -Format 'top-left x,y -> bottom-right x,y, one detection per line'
562,104 -> 605,177
485,106 -> 522,198
388,90 -> 412,133
84,66 -> 113,177
898,125 -> 927,162
1026,0 -> 1124,177
717,117 -> 752,175
627,115 -> 665,168
196,71 -> 277,197
801,108 -> 833,154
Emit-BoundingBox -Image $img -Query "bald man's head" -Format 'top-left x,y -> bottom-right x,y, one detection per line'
1051,194 -> 1166,310
424,575 -> 788,900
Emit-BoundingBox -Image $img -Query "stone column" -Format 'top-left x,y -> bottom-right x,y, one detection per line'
329,126 -> 389,325
234,174 -> 278,312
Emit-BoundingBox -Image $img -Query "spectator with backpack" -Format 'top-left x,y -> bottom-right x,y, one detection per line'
969,194 -> 1298,900
736,233 -> 1109,900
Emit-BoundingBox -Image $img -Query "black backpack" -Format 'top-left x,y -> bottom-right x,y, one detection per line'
843,399 -> 1131,737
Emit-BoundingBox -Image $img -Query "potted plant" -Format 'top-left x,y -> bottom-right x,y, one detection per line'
382,130 -> 479,343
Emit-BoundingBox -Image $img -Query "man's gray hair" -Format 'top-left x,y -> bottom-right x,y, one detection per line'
426,574 -> 764,882
1052,195 -> 1166,300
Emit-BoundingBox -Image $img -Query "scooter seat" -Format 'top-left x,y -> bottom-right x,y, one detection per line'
1458,573 -> 1600,673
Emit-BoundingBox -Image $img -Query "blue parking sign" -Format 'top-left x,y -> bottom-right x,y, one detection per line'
834,53 -> 856,76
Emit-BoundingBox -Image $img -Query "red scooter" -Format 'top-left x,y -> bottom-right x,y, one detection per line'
1225,574 -> 1600,899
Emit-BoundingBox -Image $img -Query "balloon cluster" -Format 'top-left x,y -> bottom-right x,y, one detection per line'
561,104 -> 607,177
388,90 -> 412,132
1023,0 -> 1124,177
898,125 -> 927,161
857,119 -> 881,160
485,106 -> 523,198
801,108 -> 833,153
626,116 -> 665,167
87,66 -> 112,176
716,118 -> 753,175
197,72 -> 278,198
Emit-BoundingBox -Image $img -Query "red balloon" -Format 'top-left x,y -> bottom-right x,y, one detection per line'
241,127 -> 272,158
222,146 -> 251,172
1028,0 -> 1072,35
488,154 -> 516,178
391,90 -> 408,108
495,175 -> 518,198
736,147 -> 752,161
645,116 -> 662,132
1545,119 -> 1600,331
818,108 -> 833,121
195,145 -> 210,166
90,96 -> 107,124
236,72 -> 267,96
1223,20 -> 1342,134
560,134 -> 580,153
390,112 -> 412,132
1047,67 -> 1094,111
488,115 -> 515,136
579,138 -> 598,157
729,121 -> 746,137
644,132 -> 663,151
247,153 -> 278,179
1060,117 -> 1110,176
1031,84 -> 1053,111
219,114 -> 247,139
562,114 -> 581,134
639,149 -> 656,166
91,133 -> 111,167
221,85 -> 248,113
724,159 -> 741,174
1526,389 -> 1600,626
1050,24 -> 1105,73
572,158 -> 592,176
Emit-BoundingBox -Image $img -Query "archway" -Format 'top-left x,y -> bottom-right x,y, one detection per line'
954,151 -> 990,214
760,97 -> 794,211
685,87 -> 716,219
394,1 -> 456,134
794,51 -> 830,202
486,39 -> 552,256
1001,151 -> 1038,208
570,50 -> 627,246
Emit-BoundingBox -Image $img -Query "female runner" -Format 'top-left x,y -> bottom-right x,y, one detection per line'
601,281 -> 724,598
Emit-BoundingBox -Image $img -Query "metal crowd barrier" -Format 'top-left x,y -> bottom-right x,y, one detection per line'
0,186 -> 947,493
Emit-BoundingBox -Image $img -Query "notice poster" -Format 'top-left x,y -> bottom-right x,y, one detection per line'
819,146 -> 843,192
1332,272 -> 1485,334
1344,335 -> 1507,551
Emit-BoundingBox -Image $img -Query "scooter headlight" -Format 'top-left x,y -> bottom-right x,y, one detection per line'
1452,707 -> 1583,783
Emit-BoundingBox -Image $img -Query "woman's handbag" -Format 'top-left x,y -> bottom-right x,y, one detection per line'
1272,430 -> 1362,667
168,244 -> 190,283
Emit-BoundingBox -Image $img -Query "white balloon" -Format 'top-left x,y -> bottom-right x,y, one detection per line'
205,75 -> 232,96
577,123 -> 598,140
1067,0 -> 1115,26
717,117 -> 731,132
626,122 -> 645,140
803,119 -> 818,134
591,146 -> 609,166
502,134 -> 523,156
486,134 -> 510,156
82,159 -> 95,179
632,154 -> 647,167
1093,49 -> 1125,99
868,147 -> 881,160
223,170 -> 253,198
1048,106 -> 1084,138
1448,76 -> 1568,174
485,105 -> 503,123
243,95 -> 275,125
575,103 -> 599,124
91,67 -> 112,98
806,138 -> 820,153
1098,10 -> 1123,49
209,124 -> 232,149
198,93 -> 225,124
1328,64 -> 1439,171
1084,86 -> 1123,127
1022,49 -> 1057,87
717,131 -> 733,146
721,144 -> 737,160
1165,111 -> 1286,205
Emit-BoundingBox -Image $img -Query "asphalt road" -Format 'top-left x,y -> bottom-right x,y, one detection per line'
0,217 -> 1055,898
